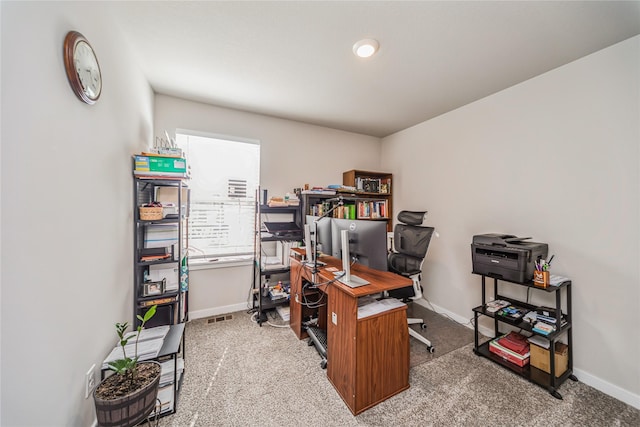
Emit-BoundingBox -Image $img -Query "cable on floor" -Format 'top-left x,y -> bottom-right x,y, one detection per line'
422,297 -> 474,328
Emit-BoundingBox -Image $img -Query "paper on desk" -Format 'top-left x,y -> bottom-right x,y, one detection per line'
357,298 -> 406,319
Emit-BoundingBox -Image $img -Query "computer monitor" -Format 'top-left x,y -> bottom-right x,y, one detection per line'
330,218 -> 388,271
304,224 -> 314,264
305,215 -> 332,256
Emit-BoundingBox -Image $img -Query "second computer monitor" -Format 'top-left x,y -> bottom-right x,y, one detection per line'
305,215 -> 332,256
330,218 -> 388,271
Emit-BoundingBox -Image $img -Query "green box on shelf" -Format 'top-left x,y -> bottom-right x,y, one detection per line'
135,155 -> 186,174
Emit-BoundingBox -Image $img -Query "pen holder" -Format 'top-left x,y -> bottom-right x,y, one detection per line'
533,270 -> 549,288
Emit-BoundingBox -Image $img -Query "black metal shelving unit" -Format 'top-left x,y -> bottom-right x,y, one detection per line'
472,274 -> 578,399
133,176 -> 189,327
252,203 -> 302,324
132,172 -> 189,418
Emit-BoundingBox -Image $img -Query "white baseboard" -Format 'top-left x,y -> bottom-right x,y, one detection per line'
572,367 -> 640,410
413,298 -> 640,410
189,302 -> 248,321
412,298 -> 476,329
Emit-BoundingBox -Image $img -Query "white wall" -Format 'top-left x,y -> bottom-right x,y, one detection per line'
154,95 -> 381,318
381,36 -> 640,407
1,2 -> 154,426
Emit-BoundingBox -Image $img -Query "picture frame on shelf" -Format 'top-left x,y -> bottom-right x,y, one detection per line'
142,279 -> 166,297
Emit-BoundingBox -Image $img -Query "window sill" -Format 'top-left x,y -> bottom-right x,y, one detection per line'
189,256 -> 253,270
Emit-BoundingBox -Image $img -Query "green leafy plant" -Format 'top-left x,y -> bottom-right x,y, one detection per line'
107,305 -> 157,388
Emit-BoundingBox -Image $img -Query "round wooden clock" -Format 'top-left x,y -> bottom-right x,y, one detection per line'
63,31 -> 102,104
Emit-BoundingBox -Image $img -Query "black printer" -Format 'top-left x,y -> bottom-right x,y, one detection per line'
471,234 -> 548,284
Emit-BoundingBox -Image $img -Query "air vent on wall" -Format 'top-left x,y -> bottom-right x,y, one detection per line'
207,314 -> 233,324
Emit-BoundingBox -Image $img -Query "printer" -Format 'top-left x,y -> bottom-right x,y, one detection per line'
471,234 -> 548,284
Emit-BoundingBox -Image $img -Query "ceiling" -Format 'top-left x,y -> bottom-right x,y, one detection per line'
107,1 -> 640,138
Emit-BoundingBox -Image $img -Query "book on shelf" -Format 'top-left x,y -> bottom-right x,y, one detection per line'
356,200 -> 388,219
497,331 -> 530,354
327,184 -> 357,192
159,357 -> 184,386
276,305 -> 290,321
139,295 -> 178,307
140,253 -> 172,262
536,306 -> 564,318
151,384 -> 176,416
489,336 -> 530,367
140,151 -> 184,159
301,188 -> 336,195
532,321 -> 556,335
133,170 -> 187,178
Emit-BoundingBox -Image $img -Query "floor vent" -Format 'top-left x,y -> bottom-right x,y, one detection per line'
207,314 -> 233,324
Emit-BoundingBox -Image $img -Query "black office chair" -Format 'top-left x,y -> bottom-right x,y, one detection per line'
387,210 -> 435,353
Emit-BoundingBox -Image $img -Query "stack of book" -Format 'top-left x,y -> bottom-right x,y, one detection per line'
532,321 -> 555,335
488,331 -> 530,367
531,306 -> 567,335
133,154 -> 188,179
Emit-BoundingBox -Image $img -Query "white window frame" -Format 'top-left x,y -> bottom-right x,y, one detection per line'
176,129 -> 260,269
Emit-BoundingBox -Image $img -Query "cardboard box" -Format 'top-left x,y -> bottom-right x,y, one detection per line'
530,342 -> 568,377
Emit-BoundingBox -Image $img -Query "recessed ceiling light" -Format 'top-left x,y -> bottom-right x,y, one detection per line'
353,39 -> 379,58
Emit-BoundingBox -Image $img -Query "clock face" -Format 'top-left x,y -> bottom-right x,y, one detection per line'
73,40 -> 101,99
63,31 -> 102,104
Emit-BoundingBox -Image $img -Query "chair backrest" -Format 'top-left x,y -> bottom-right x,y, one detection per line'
388,211 -> 434,276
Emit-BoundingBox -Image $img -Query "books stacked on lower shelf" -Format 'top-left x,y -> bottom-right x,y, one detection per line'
152,357 -> 185,416
276,305 -> 290,322
488,331 -> 530,367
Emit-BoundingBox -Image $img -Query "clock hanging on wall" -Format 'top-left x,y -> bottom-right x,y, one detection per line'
63,31 -> 102,104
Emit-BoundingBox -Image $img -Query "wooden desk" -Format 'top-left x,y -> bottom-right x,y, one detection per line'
289,249 -> 412,415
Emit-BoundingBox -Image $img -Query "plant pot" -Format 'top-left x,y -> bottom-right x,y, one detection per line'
93,361 -> 161,427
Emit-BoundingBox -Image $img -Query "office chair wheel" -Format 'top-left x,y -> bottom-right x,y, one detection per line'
307,338 -> 314,346
427,346 -> 435,354
420,323 -> 427,330
320,359 -> 327,369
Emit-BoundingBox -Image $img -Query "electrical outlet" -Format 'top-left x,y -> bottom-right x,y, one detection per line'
85,364 -> 96,399
332,312 -> 337,325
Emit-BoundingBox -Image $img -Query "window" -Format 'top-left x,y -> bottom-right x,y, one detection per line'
176,131 -> 260,264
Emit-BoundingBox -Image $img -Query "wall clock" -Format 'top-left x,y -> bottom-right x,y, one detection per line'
63,31 -> 102,104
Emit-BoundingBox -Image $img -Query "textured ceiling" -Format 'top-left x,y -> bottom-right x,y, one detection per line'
108,1 -> 640,137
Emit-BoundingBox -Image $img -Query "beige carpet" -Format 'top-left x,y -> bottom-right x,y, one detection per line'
156,307 -> 639,427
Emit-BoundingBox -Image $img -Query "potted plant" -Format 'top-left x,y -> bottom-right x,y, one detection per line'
93,306 -> 162,427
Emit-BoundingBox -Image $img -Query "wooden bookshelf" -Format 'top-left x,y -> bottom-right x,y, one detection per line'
343,170 -> 393,232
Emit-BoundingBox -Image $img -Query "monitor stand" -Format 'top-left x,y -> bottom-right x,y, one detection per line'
336,229 -> 369,287
333,271 -> 369,288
